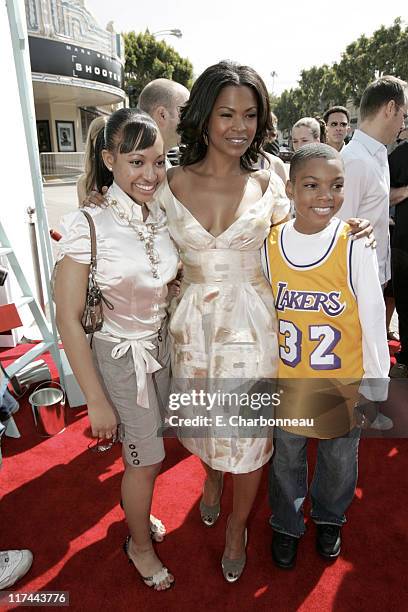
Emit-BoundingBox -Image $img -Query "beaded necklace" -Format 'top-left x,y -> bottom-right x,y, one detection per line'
106,196 -> 160,280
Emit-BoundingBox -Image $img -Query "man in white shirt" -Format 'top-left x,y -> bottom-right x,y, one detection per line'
340,76 -> 408,287
138,79 -> 190,164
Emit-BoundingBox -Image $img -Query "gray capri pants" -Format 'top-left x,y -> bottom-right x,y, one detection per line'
92,328 -> 171,467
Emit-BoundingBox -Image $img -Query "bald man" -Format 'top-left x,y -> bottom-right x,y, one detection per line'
138,78 -> 190,153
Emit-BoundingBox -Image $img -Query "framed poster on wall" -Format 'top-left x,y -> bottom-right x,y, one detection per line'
36,120 -> 51,152
56,120 -> 76,152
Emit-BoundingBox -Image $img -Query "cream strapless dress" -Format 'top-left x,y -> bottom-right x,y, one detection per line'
158,174 -> 289,473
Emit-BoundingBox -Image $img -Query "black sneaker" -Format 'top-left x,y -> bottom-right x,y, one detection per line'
316,524 -> 341,559
271,530 -> 299,569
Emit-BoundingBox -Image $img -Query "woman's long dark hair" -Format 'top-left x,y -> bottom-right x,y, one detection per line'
178,61 -> 272,171
95,108 -> 160,193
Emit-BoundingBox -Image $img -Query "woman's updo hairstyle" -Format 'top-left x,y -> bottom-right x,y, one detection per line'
104,108 -> 159,154
96,108 -> 161,191
178,60 -> 272,171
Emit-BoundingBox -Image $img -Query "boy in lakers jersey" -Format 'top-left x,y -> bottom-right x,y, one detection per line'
263,144 -> 389,569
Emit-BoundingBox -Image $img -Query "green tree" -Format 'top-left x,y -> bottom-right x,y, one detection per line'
274,65 -> 348,130
297,65 -> 329,115
337,18 -> 408,105
124,31 -> 193,106
268,93 -> 280,111
298,64 -> 347,114
273,89 -> 303,131
273,18 -> 408,130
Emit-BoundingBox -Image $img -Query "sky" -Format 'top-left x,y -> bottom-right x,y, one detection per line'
85,0 -> 407,95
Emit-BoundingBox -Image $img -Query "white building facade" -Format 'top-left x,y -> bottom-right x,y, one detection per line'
26,0 -> 125,154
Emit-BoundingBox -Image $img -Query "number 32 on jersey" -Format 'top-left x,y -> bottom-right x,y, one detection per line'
279,320 -> 341,370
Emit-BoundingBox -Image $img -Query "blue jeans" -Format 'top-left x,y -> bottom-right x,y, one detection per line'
269,427 -> 360,538
0,377 -> 19,420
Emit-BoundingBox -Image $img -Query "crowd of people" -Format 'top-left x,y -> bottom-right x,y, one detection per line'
2,62 -> 407,592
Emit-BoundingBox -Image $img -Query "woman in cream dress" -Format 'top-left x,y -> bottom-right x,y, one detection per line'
160,166 -> 288,470
158,61 -> 290,582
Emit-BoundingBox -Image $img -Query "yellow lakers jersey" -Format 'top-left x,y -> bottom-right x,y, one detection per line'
265,220 -> 363,438
265,220 -> 363,379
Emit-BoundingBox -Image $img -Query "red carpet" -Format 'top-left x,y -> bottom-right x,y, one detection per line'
0,346 -> 407,611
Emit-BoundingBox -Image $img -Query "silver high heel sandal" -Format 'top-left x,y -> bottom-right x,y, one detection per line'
199,476 -> 224,527
149,515 -> 166,542
120,499 -> 166,542
221,519 -> 248,583
123,536 -> 174,591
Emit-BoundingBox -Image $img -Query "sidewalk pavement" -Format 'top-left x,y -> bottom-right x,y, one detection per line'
44,183 -> 77,260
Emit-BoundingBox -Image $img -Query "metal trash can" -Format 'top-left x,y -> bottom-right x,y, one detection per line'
11,360 -> 51,396
29,381 -> 66,436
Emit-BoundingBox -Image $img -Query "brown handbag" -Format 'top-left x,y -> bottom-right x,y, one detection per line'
52,210 -> 113,334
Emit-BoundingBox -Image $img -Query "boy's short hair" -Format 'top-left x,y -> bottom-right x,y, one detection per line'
360,76 -> 407,121
323,105 -> 350,124
289,143 -> 343,182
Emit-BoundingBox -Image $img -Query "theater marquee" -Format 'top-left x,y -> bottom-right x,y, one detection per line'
28,36 -> 124,90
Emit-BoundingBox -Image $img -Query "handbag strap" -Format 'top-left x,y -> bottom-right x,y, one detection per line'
81,210 -> 97,273
80,210 -> 114,311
